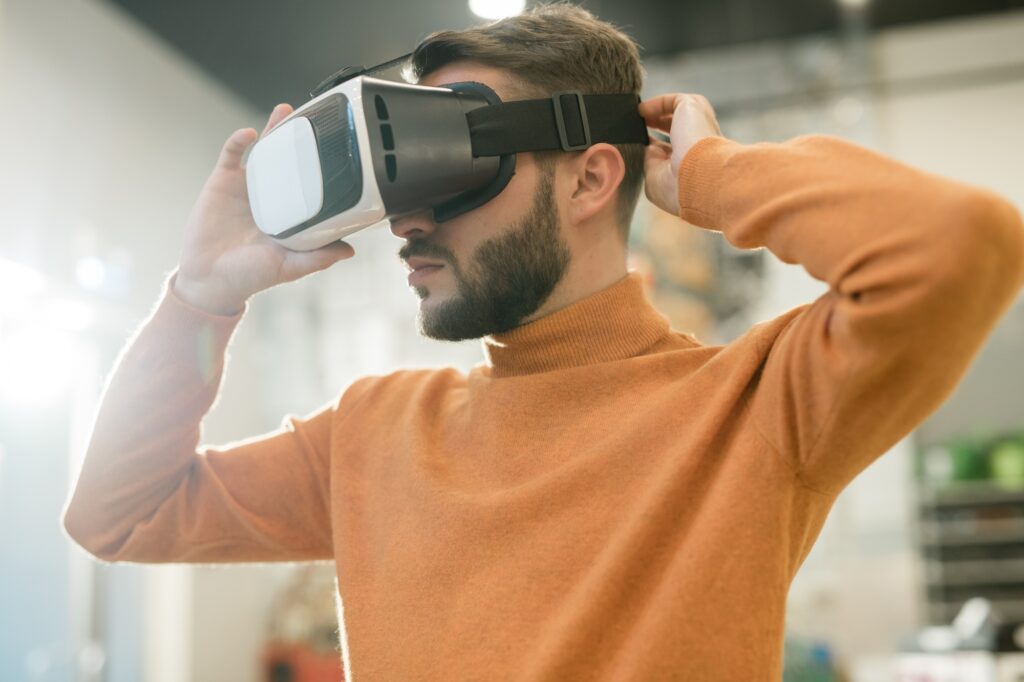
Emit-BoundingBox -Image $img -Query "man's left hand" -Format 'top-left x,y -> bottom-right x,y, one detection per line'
639,93 -> 724,216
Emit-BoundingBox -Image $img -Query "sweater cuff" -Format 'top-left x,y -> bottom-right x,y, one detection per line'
159,268 -> 249,324
677,135 -> 743,229
148,269 -> 248,381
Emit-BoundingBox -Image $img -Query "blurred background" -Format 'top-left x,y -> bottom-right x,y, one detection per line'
2,0 -> 1024,680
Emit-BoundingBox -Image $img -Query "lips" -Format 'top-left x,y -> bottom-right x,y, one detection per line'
408,266 -> 442,286
406,258 -> 445,286
405,257 -> 446,272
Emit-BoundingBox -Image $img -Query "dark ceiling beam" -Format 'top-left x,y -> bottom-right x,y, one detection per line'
104,0 -> 1024,112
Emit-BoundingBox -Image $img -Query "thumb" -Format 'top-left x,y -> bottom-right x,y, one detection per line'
280,241 -> 356,280
644,159 -> 680,217
643,139 -> 680,215
319,240 -> 356,265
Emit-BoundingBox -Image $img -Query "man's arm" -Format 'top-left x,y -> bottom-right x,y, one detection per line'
677,134 -> 1024,495
62,268 -> 336,563
64,101 -> 358,563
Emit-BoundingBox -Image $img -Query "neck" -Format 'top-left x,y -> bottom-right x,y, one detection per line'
479,269 -> 672,378
521,236 -> 628,325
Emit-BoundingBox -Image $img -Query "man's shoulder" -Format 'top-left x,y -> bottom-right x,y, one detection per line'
336,365 -> 469,413
706,300 -> 817,372
656,302 -> 814,367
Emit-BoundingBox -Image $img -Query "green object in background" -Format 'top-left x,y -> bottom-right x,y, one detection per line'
948,438 -> 990,481
916,433 -> 1024,489
990,438 -> 1024,486
917,437 -> 990,487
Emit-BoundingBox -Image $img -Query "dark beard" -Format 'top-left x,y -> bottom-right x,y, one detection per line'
400,166 -> 570,341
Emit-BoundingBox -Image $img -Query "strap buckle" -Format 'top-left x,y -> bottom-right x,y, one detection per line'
551,91 -> 591,152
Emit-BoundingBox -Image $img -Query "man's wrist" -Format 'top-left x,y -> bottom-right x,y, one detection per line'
172,275 -> 246,317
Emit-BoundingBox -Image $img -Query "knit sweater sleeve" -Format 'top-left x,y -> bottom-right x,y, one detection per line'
62,269 -> 335,563
677,134 -> 1024,495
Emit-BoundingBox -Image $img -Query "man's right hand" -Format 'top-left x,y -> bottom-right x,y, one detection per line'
173,103 -> 356,316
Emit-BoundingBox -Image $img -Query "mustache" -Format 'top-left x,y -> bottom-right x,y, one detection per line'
398,240 -> 453,264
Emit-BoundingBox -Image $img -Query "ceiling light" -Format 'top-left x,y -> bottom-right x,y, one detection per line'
469,0 -> 526,20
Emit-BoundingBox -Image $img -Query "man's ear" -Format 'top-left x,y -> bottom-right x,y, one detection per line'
566,143 -> 625,226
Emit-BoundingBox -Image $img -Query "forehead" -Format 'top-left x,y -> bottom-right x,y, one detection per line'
417,61 -> 519,101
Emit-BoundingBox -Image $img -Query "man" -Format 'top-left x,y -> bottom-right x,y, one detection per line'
62,4 -> 1024,680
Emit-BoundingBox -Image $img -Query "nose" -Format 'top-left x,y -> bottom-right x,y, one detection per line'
390,210 -> 437,240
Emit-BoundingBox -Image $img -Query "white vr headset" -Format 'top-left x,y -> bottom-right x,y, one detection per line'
245,54 -> 650,251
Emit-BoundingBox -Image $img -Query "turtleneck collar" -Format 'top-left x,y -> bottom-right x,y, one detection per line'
479,272 -> 672,378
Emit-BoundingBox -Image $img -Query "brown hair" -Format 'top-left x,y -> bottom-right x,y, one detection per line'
404,2 -> 646,241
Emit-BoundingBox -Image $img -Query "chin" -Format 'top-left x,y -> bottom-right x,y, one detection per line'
414,286 -> 451,309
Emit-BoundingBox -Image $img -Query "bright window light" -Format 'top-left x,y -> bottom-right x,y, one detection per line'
0,257 -> 44,316
75,256 -> 106,290
469,0 -> 526,20
43,298 -> 96,332
0,327 -> 78,406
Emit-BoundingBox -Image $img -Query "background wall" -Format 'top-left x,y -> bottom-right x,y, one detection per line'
0,0 -> 261,679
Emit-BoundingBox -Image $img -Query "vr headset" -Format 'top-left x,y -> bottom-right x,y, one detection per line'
245,54 -> 650,251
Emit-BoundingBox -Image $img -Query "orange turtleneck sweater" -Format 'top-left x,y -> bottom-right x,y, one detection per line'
63,134 -> 1024,680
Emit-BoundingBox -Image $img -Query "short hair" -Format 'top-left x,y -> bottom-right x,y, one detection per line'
404,2 -> 646,242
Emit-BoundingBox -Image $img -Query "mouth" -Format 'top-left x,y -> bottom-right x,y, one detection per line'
406,258 -> 445,286
404,257 -> 445,271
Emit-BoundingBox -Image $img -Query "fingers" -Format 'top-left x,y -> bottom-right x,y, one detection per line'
214,103 -> 294,171
638,94 -> 682,125
638,94 -> 715,132
216,128 -> 258,170
644,116 -> 673,135
644,135 -> 672,160
261,103 -> 294,138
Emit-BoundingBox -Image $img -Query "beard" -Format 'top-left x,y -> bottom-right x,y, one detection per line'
399,165 -> 571,341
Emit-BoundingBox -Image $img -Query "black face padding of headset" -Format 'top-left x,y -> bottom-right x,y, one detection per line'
432,82 -> 517,223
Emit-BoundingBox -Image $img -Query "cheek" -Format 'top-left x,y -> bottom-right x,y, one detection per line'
454,169 -> 534,228
438,160 -> 540,254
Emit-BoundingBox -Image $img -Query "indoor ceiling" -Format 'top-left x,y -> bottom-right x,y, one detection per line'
104,0 -> 1024,112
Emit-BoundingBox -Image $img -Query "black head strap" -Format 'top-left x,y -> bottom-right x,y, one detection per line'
467,91 -> 649,156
